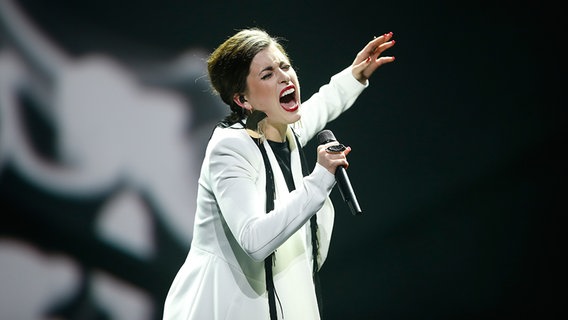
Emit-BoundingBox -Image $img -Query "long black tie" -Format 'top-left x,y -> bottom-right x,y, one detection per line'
295,135 -> 323,318
255,139 -> 278,320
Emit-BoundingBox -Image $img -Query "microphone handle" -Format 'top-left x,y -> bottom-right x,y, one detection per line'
335,166 -> 363,215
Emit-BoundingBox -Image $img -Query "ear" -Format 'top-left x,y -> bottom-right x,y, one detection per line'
233,93 -> 250,110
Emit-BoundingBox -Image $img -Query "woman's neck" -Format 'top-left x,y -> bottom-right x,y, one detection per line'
263,122 -> 287,142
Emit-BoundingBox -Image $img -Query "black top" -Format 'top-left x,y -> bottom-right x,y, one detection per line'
267,140 -> 295,192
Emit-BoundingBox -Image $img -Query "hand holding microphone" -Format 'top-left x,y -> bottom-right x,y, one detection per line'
317,130 -> 363,216
317,141 -> 351,173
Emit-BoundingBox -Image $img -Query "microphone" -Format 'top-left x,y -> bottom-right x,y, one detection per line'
317,130 -> 363,215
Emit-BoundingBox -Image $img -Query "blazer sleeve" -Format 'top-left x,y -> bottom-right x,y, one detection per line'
207,129 -> 336,262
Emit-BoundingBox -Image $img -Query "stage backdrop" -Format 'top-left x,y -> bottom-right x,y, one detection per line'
0,0 -> 563,319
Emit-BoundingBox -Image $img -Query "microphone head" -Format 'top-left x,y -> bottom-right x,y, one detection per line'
317,129 -> 337,144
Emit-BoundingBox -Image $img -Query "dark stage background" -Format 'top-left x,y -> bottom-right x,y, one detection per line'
0,0 -> 564,319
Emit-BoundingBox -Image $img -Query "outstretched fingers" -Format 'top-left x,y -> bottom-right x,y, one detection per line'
355,32 -> 393,63
352,31 -> 396,83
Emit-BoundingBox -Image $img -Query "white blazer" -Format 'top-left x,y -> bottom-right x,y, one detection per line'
163,67 -> 367,320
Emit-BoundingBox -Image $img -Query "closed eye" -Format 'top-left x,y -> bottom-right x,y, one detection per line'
259,63 -> 292,80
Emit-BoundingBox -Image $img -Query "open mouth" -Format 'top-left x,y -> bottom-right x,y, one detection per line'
279,85 -> 298,112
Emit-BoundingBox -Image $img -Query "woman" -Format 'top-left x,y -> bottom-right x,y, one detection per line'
163,28 -> 395,320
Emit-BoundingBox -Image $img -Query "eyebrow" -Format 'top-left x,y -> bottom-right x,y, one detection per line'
258,65 -> 275,76
257,61 -> 289,76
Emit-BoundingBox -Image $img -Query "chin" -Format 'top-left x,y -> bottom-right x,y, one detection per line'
287,112 -> 301,124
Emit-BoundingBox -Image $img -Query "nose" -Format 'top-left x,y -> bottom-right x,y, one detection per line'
279,69 -> 291,83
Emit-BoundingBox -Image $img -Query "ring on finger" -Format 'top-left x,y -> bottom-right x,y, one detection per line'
326,144 -> 347,154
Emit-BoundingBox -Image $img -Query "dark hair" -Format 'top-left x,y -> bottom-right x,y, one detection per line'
207,28 -> 289,126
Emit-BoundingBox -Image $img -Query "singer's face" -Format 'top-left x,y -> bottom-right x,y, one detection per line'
244,45 -> 301,131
